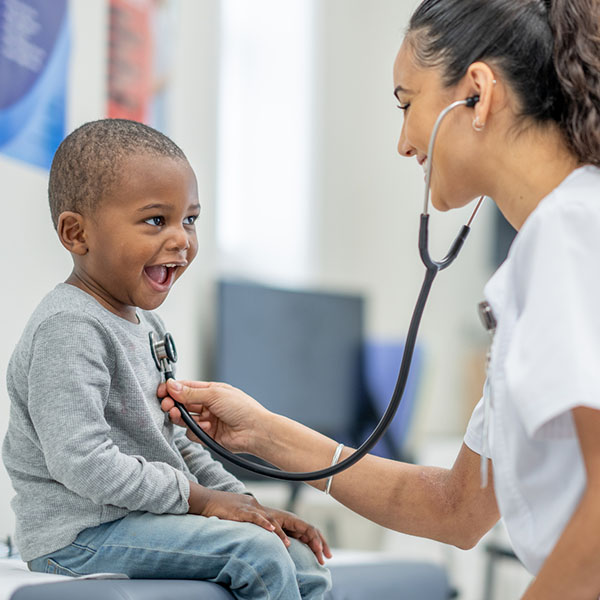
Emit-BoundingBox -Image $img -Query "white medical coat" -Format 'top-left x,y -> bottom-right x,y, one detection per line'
464,165 -> 600,574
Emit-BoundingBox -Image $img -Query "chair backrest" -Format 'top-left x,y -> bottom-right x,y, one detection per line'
361,340 -> 424,461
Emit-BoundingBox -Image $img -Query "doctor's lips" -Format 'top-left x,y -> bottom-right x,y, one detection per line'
144,262 -> 186,289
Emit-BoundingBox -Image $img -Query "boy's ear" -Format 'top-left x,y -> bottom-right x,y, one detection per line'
57,211 -> 88,255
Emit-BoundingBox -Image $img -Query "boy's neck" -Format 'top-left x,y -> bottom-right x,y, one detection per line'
65,272 -> 139,324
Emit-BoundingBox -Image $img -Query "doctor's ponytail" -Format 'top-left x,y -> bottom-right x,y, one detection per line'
547,0 -> 600,167
407,0 -> 600,167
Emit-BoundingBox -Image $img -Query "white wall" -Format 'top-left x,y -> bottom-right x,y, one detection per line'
308,0 -> 494,439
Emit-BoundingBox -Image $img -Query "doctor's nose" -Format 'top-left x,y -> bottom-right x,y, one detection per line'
399,142 -> 417,158
397,129 -> 416,158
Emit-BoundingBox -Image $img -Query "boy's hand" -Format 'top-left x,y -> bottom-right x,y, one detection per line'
188,484 -> 331,564
263,507 -> 332,565
189,483 -> 277,530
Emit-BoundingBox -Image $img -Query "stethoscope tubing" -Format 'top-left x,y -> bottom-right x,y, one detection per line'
161,94 -> 483,482
165,221 -> 475,481
423,98 -> 477,215
166,260 -> 442,481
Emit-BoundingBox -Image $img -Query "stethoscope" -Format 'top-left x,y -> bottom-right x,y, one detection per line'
150,94 -> 485,482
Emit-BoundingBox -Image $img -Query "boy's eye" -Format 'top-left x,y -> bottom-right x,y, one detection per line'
397,102 -> 411,112
145,216 -> 165,226
184,215 -> 198,226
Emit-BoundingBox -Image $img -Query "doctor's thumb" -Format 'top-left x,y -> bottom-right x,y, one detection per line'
166,379 -> 207,405
167,379 -> 212,394
167,379 -> 183,393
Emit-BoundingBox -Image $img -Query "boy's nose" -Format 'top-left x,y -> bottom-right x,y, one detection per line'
166,225 -> 191,251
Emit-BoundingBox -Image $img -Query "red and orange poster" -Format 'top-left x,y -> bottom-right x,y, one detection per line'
107,0 -> 153,122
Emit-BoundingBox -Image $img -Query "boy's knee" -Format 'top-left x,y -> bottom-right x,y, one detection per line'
237,525 -> 293,566
221,526 -> 298,595
286,538 -> 318,571
288,539 -> 332,598
223,524 -> 331,598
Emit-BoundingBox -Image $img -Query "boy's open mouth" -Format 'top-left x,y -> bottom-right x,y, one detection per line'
144,264 -> 179,288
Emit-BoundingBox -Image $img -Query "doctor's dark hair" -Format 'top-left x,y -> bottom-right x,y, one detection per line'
48,119 -> 187,229
407,0 -> 600,167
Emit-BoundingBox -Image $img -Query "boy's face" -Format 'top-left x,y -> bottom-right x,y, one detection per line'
70,153 -> 200,321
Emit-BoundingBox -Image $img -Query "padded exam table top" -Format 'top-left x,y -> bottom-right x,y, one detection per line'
1,552 -> 454,600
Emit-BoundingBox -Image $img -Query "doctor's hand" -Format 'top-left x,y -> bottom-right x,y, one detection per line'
158,380 -> 272,454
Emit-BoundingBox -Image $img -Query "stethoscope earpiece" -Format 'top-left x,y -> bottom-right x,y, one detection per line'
465,94 -> 480,108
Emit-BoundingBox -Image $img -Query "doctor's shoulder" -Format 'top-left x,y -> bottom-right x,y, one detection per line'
519,165 -> 600,236
548,165 -> 600,235
502,166 -> 600,286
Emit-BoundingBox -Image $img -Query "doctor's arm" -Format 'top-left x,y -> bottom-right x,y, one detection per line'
159,379 -> 500,549
521,406 -> 600,599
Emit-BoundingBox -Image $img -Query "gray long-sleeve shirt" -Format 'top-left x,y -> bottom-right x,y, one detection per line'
2,284 -> 246,561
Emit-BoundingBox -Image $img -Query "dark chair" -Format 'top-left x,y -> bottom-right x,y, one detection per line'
482,540 -> 521,600
212,280 -> 366,515
360,339 -> 424,463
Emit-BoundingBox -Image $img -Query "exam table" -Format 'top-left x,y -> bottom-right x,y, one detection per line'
3,554 -> 456,600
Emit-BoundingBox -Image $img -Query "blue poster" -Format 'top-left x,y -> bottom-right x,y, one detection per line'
0,0 -> 69,170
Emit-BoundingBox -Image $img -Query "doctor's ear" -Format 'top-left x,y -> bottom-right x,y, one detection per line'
57,211 -> 88,255
465,62 -> 498,130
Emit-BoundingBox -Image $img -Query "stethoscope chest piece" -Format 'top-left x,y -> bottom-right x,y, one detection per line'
149,332 -> 178,379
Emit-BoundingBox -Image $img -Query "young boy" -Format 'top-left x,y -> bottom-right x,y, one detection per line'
2,119 -> 331,599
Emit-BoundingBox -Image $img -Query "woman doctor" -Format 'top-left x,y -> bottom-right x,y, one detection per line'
160,0 -> 600,597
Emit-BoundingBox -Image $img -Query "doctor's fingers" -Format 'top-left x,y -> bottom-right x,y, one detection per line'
184,410 -> 220,443
159,397 -> 183,424
159,379 -> 219,401
165,379 -> 224,411
166,380 -> 265,428
163,401 -> 215,432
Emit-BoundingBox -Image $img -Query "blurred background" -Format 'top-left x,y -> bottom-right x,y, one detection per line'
0,0 -> 526,597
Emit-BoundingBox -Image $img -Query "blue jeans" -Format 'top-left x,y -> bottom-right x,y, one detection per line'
29,512 -> 331,600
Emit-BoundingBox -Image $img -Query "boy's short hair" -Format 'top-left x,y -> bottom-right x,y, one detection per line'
48,118 -> 187,229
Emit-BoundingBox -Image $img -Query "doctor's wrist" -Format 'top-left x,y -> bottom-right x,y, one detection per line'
250,412 -> 310,466
251,411 -> 289,458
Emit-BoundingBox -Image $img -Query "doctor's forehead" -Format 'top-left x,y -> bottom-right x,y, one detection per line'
393,40 -> 447,101
393,42 -> 419,97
